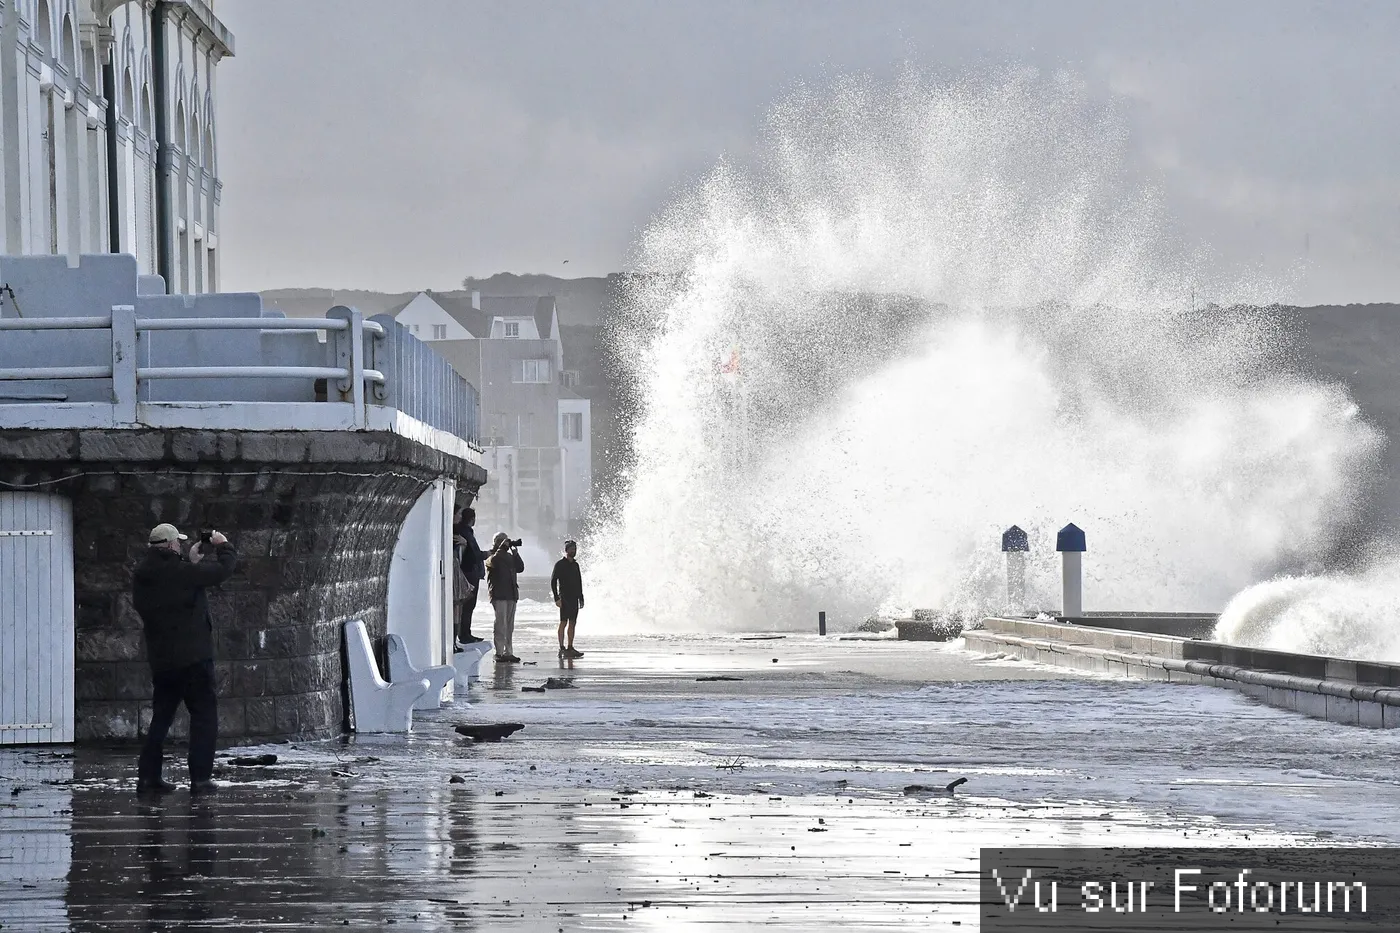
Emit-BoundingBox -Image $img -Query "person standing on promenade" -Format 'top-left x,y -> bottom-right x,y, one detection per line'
551,540 -> 585,659
132,523 -> 237,795
452,504 -> 489,649
486,532 -> 525,663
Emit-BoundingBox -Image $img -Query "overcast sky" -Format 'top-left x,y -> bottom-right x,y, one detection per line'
214,1 -> 1400,304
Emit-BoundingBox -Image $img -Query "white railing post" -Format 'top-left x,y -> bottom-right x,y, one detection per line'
368,314 -> 390,403
110,305 -> 137,424
328,305 -> 365,427
348,308 -> 365,427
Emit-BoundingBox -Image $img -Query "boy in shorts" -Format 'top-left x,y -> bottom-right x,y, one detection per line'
551,540 -> 585,658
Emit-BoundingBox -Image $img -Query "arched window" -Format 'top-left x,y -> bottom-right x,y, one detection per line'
204,125 -> 215,173
190,111 -> 201,165
35,0 -> 52,56
59,14 -> 76,76
174,101 -> 186,152
121,68 -> 134,122
140,83 -> 151,135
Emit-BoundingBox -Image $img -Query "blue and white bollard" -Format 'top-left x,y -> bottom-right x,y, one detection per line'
1056,523 -> 1086,617
1001,525 -> 1030,612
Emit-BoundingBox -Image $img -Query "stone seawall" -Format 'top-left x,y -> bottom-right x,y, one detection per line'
965,617 -> 1400,729
0,428 -> 486,743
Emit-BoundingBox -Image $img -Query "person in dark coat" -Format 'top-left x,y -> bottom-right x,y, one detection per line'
132,523 -> 237,795
452,505 -> 489,648
485,532 -> 524,663
551,540 -> 585,659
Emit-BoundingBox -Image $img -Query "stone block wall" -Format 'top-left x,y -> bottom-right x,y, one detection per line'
0,427 -> 485,743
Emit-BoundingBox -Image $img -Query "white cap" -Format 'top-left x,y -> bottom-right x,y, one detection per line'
148,523 -> 187,545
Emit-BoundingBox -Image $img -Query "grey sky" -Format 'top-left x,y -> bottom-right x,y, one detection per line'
215,1 -> 1400,303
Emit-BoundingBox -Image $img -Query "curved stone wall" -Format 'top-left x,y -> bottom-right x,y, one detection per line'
0,427 -> 485,743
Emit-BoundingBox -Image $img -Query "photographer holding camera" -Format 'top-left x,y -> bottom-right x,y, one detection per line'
131,523 -> 237,795
485,532 -> 525,663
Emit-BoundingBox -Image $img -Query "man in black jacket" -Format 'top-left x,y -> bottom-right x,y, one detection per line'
551,540 -> 585,659
132,523 -> 237,795
452,505 -> 489,649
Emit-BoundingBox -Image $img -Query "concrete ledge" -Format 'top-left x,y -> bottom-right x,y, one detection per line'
965,625 -> 1400,730
980,616 -> 1188,658
982,616 -> 1400,686
895,618 -> 962,641
1062,613 -> 1218,638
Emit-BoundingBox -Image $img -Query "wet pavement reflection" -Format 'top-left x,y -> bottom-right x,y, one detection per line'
5,607 -> 1400,930
3,760 -> 1311,932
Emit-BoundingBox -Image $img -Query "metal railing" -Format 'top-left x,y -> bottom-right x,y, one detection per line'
0,304 -> 479,449
0,312 -> 385,386
367,311 -> 480,447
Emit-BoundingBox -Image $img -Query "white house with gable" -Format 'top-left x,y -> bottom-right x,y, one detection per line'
384,289 -> 593,543
392,291 -> 474,342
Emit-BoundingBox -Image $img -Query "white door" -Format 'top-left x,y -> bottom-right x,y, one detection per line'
0,493 -> 74,745
386,480 -> 455,699
436,479 -> 457,665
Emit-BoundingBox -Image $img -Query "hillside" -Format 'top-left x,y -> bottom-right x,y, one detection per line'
461,273 -> 621,328
258,275 -> 621,328
259,288 -> 417,319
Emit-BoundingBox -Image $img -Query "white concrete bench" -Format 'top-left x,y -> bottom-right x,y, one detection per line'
344,619 -> 429,733
453,641 -> 494,688
385,633 -> 456,711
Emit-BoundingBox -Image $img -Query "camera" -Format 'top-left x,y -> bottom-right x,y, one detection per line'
503,537 -> 523,549
199,528 -> 214,545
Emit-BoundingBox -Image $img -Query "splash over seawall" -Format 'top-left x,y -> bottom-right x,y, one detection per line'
1215,563 -> 1400,663
585,71 -> 1382,633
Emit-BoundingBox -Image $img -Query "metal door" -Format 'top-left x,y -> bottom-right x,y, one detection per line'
0,493 -> 74,745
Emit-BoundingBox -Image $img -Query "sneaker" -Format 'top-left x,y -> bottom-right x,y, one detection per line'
189,779 -> 221,795
566,648 -> 584,659
505,654 -> 522,663
136,778 -> 177,795
494,654 -> 511,663
558,646 -> 567,657
460,635 -> 484,644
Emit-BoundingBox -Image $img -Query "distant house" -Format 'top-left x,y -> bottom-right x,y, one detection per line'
388,290 -> 592,543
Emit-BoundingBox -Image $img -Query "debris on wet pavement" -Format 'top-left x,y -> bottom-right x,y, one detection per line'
5,602 -> 1400,931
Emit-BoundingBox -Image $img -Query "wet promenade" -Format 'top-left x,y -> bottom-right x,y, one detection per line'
5,603 -> 1400,931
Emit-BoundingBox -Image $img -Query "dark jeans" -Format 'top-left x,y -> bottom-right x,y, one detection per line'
138,659 -> 218,783
458,585 -> 480,640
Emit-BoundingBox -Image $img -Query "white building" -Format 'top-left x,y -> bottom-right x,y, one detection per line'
389,289 -> 594,541
557,393 -> 590,529
0,0 -> 232,293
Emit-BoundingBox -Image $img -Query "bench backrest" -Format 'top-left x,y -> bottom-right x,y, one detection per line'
344,619 -> 388,690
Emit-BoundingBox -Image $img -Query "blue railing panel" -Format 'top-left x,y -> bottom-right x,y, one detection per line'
368,313 -> 480,448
